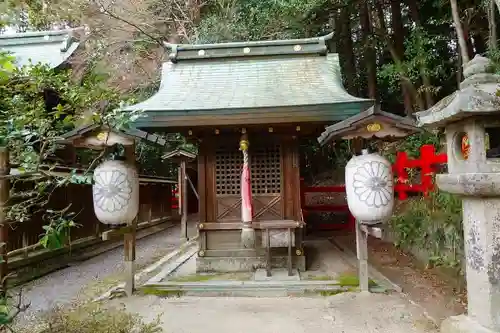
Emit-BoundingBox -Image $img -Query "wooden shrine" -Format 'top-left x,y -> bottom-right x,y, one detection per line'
125,33 -> 373,273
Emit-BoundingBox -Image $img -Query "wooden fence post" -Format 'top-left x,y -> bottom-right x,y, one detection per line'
180,160 -> 188,242
0,148 -> 9,294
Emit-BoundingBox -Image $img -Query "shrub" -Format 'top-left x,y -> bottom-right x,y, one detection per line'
18,303 -> 162,333
389,190 -> 463,269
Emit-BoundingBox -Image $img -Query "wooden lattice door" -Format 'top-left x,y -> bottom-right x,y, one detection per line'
215,143 -> 283,222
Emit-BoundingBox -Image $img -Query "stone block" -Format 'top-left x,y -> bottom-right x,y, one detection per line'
196,255 -> 306,273
261,229 -> 295,247
441,315 -> 499,333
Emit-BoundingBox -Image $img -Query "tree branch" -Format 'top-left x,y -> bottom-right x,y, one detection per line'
95,0 -> 164,47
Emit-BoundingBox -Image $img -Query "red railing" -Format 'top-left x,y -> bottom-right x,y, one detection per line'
393,144 -> 447,200
171,186 -> 179,210
300,181 -> 355,231
300,144 -> 448,231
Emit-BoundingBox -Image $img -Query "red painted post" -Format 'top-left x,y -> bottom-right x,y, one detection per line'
300,178 -> 307,220
393,151 -> 410,200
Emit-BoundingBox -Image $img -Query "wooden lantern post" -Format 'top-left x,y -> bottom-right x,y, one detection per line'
318,106 -> 421,292
122,143 -> 137,296
59,124 -> 142,296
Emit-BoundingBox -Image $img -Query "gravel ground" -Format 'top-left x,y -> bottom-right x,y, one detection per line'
333,231 -> 467,323
13,221 -> 197,328
114,293 -> 439,333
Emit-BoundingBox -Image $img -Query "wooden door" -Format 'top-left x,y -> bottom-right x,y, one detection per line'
214,141 -> 283,222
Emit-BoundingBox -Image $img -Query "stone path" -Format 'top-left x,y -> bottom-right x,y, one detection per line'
113,293 -> 439,333
13,221 -> 197,328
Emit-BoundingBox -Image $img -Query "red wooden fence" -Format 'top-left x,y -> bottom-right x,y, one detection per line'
393,144 -> 447,200
300,144 -> 448,231
300,182 -> 355,231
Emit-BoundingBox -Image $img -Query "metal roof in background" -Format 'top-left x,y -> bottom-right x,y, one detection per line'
0,28 -> 83,69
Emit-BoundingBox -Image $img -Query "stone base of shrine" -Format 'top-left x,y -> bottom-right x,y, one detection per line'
440,315 -> 499,333
196,255 -> 306,273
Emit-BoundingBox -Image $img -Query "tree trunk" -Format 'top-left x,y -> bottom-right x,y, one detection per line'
450,0 -> 470,64
473,32 -> 487,55
462,22 -> 476,59
336,6 -> 357,95
360,1 -> 377,99
374,0 -> 424,113
390,0 -> 415,114
489,0 -> 497,51
406,0 -> 434,107
457,42 -> 463,87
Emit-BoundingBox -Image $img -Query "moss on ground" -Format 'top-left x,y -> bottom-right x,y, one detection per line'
336,273 -> 378,287
306,275 -> 335,281
168,274 -> 216,282
167,272 -> 252,282
139,286 -> 185,298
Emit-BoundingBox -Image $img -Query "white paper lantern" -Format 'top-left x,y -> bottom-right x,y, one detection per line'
345,149 -> 394,224
92,158 -> 139,226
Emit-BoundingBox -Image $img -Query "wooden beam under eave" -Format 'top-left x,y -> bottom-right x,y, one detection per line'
166,123 -> 330,139
133,109 -> 363,129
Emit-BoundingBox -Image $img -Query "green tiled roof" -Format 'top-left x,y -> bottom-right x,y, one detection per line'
0,28 -> 82,69
126,33 -> 373,128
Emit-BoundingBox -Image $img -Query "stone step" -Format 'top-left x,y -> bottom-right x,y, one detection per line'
140,280 -> 388,297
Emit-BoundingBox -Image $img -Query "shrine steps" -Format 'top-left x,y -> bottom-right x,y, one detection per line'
139,280 -> 388,297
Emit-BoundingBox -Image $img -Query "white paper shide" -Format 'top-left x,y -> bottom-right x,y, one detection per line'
345,149 -> 394,224
92,159 -> 139,225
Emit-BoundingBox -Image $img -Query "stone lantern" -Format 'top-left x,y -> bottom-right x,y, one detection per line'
415,55 -> 500,333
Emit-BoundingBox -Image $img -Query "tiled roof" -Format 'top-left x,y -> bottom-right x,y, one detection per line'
128,55 -> 368,111
0,28 -> 82,68
126,34 -> 373,128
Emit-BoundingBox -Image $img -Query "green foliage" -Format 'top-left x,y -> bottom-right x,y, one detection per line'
19,303 -> 163,333
0,51 -> 143,251
195,0 -> 329,43
390,190 -> 463,269
39,210 -> 80,250
487,48 -> 500,74
383,131 -> 441,163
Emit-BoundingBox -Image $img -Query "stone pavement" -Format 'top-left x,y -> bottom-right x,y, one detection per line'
113,293 -> 439,333
12,221 -> 197,328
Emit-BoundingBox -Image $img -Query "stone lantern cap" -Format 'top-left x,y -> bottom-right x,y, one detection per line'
415,55 -> 500,128
414,55 -> 500,198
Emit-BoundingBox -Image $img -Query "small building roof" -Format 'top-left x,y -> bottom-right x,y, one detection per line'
0,28 -> 82,69
162,148 -> 197,160
126,33 -> 373,128
59,123 -> 169,149
415,55 -> 500,128
317,106 -> 420,145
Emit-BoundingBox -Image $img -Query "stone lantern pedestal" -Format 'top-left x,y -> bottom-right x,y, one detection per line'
416,55 -> 500,333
